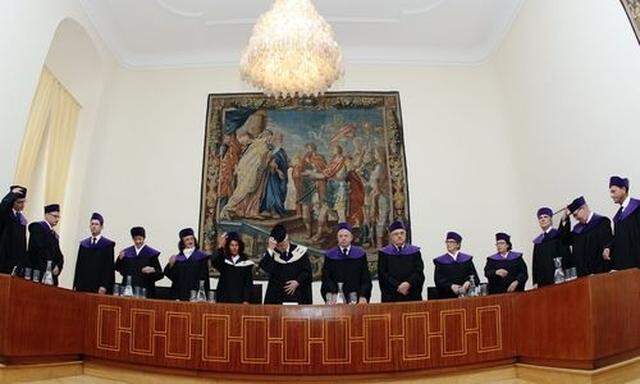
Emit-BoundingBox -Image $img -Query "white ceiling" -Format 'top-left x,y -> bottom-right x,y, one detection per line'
79,0 -> 524,68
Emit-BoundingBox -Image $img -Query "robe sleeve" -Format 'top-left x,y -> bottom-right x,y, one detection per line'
55,242 -> 64,272
295,255 -> 312,286
114,255 -> 125,277
468,260 -> 480,285
0,192 -> 17,216
163,261 -> 177,282
101,245 -> 115,291
211,248 -> 225,272
484,259 -> 497,280
259,251 -> 277,275
199,258 -> 211,291
434,262 -> 454,294
358,256 -> 372,301
147,256 -> 164,282
559,217 -> 573,246
515,258 -> 529,287
27,223 -> 49,269
243,267 -> 254,303
320,257 -> 338,300
377,251 -> 399,290
406,252 -> 425,289
531,246 -> 540,285
73,245 -> 82,290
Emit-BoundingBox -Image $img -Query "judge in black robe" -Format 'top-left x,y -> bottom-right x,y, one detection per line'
484,232 -> 528,295
27,204 -> 64,285
0,186 -> 27,274
321,222 -> 372,304
433,231 -> 479,299
531,207 -> 572,287
73,212 -> 115,294
260,224 -> 313,304
211,232 -> 254,303
377,220 -> 425,302
115,226 -> 163,298
164,228 -> 210,301
559,196 -> 613,276
606,176 -> 640,270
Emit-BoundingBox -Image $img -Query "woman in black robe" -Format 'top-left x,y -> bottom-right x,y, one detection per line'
433,231 -> 479,299
484,232 -> 528,295
211,232 -> 254,304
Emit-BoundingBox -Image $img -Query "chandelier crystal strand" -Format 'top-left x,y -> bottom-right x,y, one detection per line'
240,0 -> 343,98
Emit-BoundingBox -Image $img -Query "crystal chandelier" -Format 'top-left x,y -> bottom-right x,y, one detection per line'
240,0 -> 343,98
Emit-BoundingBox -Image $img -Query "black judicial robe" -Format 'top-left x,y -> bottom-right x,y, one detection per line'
531,228 -> 572,287
484,252 -> 528,295
0,192 -> 27,274
211,249 -> 254,303
320,246 -> 372,303
27,221 -> 64,285
433,253 -> 479,300
259,244 -> 312,305
164,250 -> 210,301
559,214 -> 613,276
377,244 -> 425,302
611,198 -> 640,270
115,245 -> 163,298
73,236 -> 115,293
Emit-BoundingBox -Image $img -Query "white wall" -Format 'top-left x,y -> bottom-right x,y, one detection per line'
78,64 -> 525,302
0,0 -> 114,189
492,0 -> 640,255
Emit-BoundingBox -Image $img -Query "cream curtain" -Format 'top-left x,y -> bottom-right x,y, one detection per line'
45,84 -> 80,205
13,66 -> 81,205
13,68 -> 56,186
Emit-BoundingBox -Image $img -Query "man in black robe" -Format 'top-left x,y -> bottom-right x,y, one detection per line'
260,224 -> 313,304
115,226 -> 163,298
605,176 -> 640,270
73,212 -> 115,294
0,185 -> 27,274
164,228 -> 210,301
321,222 -> 371,304
433,231 -> 479,299
532,207 -> 572,287
484,232 -> 528,295
27,204 -> 64,285
377,220 -> 425,302
559,196 -> 613,276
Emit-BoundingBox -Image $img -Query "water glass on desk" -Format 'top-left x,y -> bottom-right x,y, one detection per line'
23,267 -> 32,281
32,269 -> 41,283
113,283 -> 121,296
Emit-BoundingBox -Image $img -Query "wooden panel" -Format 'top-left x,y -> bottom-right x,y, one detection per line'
4,271 -> 640,375
80,294 -> 514,375
0,276 -> 84,361
515,276 -> 594,367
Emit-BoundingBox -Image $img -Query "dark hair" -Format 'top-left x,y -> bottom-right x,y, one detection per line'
178,237 -> 199,252
224,236 -> 246,259
506,241 -> 513,251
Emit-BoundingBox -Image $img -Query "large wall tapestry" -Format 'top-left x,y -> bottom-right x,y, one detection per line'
622,0 -> 640,44
199,92 -> 411,280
